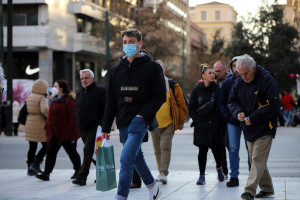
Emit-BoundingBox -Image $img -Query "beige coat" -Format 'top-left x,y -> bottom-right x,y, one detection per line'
25,79 -> 49,142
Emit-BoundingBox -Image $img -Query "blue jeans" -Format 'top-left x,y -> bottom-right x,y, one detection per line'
116,117 -> 155,199
283,110 -> 292,124
227,123 -> 250,178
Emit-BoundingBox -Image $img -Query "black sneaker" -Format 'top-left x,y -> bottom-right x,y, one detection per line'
241,192 -> 254,200
226,178 -> 239,187
72,177 -> 86,186
216,167 -> 224,182
71,171 -> 79,179
255,191 -> 274,198
35,173 -> 50,181
27,169 -> 36,176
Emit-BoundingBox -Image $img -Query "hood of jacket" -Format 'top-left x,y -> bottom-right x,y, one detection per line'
32,79 -> 48,95
252,65 -> 273,84
119,51 -> 151,67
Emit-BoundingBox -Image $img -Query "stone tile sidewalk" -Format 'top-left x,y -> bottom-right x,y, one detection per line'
0,169 -> 299,200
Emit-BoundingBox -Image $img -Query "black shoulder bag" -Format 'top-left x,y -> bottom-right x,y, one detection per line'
18,102 -> 28,125
196,92 -> 215,116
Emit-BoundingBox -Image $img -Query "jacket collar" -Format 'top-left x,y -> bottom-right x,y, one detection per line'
83,82 -> 96,91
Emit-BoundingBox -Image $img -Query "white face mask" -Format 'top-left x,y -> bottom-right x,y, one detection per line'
51,87 -> 58,96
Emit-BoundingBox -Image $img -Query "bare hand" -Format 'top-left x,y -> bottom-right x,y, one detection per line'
102,132 -> 110,140
237,112 -> 245,122
245,117 -> 251,125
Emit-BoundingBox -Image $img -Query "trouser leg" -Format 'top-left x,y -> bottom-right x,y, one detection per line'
63,140 -> 81,171
78,127 -> 97,179
198,145 -> 209,175
244,135 -> 274,196
44,137 -> 61,174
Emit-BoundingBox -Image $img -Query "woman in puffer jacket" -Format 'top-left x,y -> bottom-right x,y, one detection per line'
36,79 -> 81,181
25,79 -> 49,176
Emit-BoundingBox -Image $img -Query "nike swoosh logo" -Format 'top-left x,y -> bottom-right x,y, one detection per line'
153,188 -> 159,199
26,65 -> 40,75
101,69 -> 107,77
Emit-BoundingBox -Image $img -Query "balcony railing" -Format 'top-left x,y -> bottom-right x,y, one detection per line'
69,0 -> 106,21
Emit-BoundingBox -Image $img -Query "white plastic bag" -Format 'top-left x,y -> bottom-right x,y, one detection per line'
101,138 -> 112,147
93,125 -> 103,159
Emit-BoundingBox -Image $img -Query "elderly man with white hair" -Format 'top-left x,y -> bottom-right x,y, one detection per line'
228,54 -> 279,200
72,69 -> 107,186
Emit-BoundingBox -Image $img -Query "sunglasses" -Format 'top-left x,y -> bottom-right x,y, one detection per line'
201,65 -> 208,73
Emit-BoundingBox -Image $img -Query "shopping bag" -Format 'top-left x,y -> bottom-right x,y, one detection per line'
93,125 -> 103,159
96,139 -> 117,191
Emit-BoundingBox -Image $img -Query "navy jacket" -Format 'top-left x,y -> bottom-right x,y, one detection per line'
228,66 -> 279,142
219,75 -> 240,126
102,52 -> 166,133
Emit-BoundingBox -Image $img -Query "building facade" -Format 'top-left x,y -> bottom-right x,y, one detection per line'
285,0 -> 300,52
1,0 -> 139,90
190,1 -> 237,50
143,0 -> 190,81
284,0 -> 300,95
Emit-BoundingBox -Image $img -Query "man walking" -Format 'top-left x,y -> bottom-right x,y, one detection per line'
101,29 -> 165,200
228,54 -> 279,200
72,69 -> 106,186
213,60 -> 231,179
219,56 -> 250,187
213,61 -> 232,87
151,60 -> 188,185
282,90 -> 295,126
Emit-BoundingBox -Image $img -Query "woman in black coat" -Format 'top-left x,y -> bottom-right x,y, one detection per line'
188,64 -> 225,185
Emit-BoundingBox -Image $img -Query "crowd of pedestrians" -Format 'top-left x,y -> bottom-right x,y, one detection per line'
1,28 -> 298,200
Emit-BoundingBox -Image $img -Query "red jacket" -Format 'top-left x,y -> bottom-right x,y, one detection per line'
282,93 -> 295,110
45,92 -> 80,143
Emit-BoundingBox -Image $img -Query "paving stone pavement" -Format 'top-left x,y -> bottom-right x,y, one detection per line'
0,125 -> 300,200
0,169 -> 300,200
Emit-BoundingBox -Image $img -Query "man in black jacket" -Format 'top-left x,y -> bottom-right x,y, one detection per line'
228,54 -> 279,200
102,29 -> 165,200
72,69 -> 106,186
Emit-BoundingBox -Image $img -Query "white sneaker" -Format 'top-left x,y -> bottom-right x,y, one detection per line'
148,183 -> 162,200
158,174 -> 167,184
155,174 -> 162,182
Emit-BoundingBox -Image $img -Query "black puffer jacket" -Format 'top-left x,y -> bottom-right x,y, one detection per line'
76,82 -> 107,132
102,52 -> 166,133
188,81 -> 224,146
228,66 -> 279,142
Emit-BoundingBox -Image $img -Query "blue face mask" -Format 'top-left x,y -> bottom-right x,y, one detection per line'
123,44 -> 138,57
